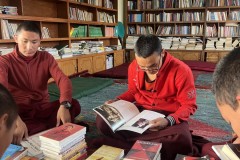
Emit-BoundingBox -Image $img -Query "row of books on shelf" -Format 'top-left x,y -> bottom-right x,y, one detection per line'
0,6 -> 18,15
145,12 -> 204,22
42,27 -> 51,39
70,25 -> 106,38
97,11 -> 116,23
71,0 -> 113,9
69,7 -> 94,21
69,7 -> 116,23
207,11 -> 227,21
128,24 -> 240,37
208,0 -> 240,6
156,25 -> 203,36
128,0 -> 240,10
128,25 -> 203,36
89,0 -> 113,8
1,20 -> 18,39
1,19 -> 115,40
1,19 -> 51,40
127,0 -> 205,9
126,36 -> 240,51
128,26 -> 154,35
128,11 -> 240,23
206,23 -> 240,37
129,25 -> 200,36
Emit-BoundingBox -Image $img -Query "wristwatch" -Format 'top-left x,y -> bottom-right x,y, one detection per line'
60,101 -> 72,109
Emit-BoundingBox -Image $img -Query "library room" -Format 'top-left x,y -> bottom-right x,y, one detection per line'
0,0 -> 239,160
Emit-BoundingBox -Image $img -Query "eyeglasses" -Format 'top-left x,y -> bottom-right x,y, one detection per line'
138,55 -> 162,73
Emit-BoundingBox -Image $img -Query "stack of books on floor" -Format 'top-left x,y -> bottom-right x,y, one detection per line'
39,123 -> 87,160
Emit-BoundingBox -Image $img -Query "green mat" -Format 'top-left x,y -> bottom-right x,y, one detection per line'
48,77 -> 114,101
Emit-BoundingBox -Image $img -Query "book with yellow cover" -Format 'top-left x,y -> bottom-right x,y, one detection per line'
86,145 -> 124,160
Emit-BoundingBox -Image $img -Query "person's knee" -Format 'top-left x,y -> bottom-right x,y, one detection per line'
96,115 -> 106,131
164,128 -> 192,154
177,131 -> 192,152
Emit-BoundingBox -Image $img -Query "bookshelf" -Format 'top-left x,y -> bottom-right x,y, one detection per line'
124,0 -> 240,63
0,0 -> 124,76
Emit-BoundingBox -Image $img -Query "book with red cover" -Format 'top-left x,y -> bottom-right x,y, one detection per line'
39,123 -> 86,147
124,140 -> 162,160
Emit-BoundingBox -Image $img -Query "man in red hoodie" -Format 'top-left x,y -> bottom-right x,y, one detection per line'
0,21 -> 80,144
96,35 -> 197,159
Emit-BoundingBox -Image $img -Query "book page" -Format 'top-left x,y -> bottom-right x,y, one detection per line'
117,110 -> 165,134
93,100 -> 140,131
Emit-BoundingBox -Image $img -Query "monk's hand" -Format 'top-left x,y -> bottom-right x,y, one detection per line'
56,105 -> 71,126
149,117 -> 168,131
13,116 -> 28,144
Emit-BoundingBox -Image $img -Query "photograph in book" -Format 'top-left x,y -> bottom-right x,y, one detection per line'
93,100 -> 165,134
94,104 -> 124,125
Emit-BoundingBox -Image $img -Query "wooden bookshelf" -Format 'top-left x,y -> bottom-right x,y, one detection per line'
0,0 -> 125,76
124,0 -> 240,63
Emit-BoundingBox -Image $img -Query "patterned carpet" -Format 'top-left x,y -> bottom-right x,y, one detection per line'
76,78 -> 232,143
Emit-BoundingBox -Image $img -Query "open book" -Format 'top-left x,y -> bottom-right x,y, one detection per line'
93,100 -> 165,134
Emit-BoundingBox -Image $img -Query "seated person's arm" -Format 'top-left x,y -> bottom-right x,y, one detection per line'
149,67 -> 197,130
48,55 -> 72,126
168,67 -> 197,125
13,115 -> 28,144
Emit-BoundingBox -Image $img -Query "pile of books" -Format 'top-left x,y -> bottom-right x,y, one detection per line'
39,123 -> 87,160
205,37 -> 235,51
38,47 -> 61,59
159,37 -> 203,50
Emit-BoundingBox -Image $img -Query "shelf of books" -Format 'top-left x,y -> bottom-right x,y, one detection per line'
124,0 -> 240,62
0,0 -> 125,76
